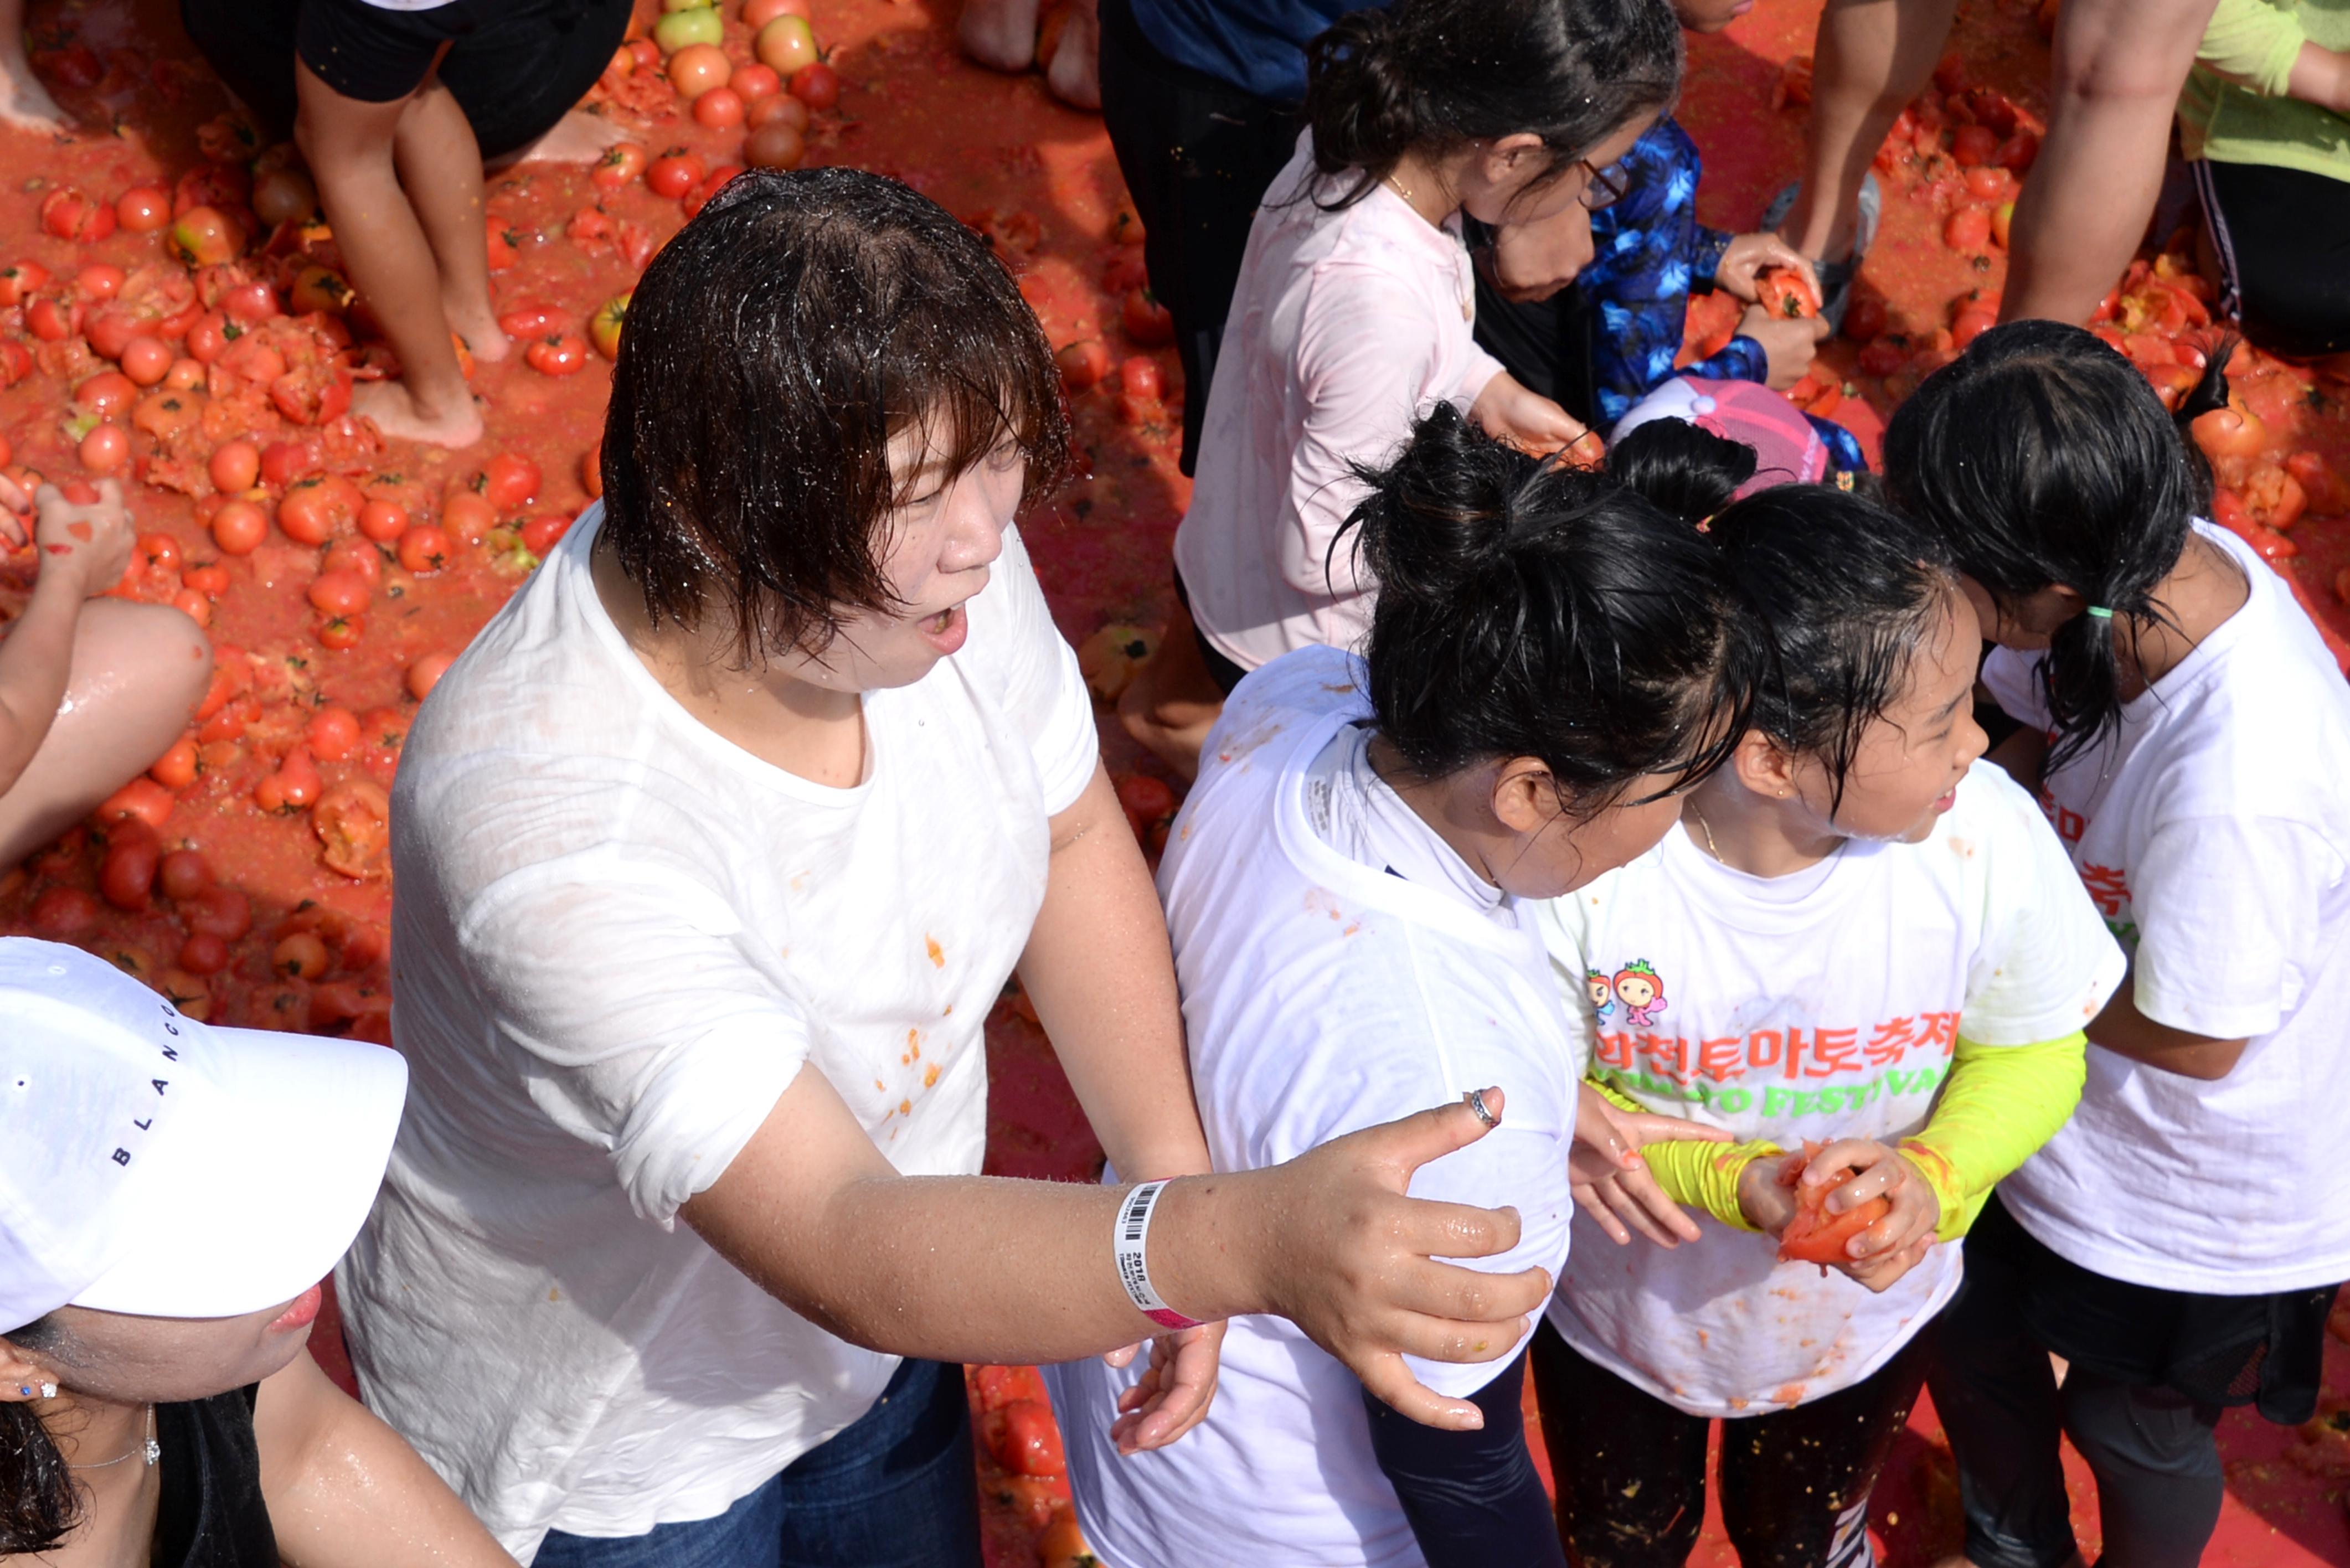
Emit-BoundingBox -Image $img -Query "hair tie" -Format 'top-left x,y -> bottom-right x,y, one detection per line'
2085,606 -> 2114,620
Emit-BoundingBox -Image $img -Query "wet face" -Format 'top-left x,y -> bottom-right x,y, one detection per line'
1490,766 -> 1696,900
780,426 -> 1024,694
3,1287 -> 321,1407
1791,591 -> 1990,843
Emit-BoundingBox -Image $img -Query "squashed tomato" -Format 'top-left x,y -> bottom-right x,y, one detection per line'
1756,265 -> 1821,320
1776,1143 -> 1892,1267
987,1400 -> 1067,1478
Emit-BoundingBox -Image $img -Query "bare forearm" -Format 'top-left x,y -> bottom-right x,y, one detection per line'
2286,40 -> 2350,114
2088,985 -> 2247,1079
0,574 -> 88,794
1020,765 -> 1211,1180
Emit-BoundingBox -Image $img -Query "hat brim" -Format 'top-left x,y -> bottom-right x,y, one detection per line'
70,1024 -> 407,1322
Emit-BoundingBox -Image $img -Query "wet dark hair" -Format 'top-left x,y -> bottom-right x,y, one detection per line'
600,167 -> 1069,664
1,1316 -> 75,1555
1883,319 -> 2218,770
1606,418 -> 1756,522
1341,404 -> 1755,816
1303,0 -> 1683,210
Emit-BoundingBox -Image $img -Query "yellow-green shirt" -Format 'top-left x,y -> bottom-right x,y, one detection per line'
2179,0 -> 2350,182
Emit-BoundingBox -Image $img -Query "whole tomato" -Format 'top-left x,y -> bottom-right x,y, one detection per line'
731,63 -> 783,101
682,165 -> 745,220
1057,339 -> 1111,389
149,736 -> 200,791
75,371 -> 140,418
590,293 -> 630,360
183,884 -> 254,941
591,142 -> 648,191
156,848 -> 212,901
167,206 -> 248,268
99,827 -> 161,911
668,42 -> 732,99
277,474 -> 363,545
211,500 -> 268,554
1944,207 -> 1992,253
645,148 -> 707,200
789,62 -> 839,110
692,85 -> 745,129
322,536 -> 382,586
307,569 -> 372,617
406,653 -> 454,702
252,167 -> 319,229
525,333 -> 590,376
31,887 -> 101,938
0,261 -> 49,306
398,524 -> 451,574
317,613 -> 365,651
358,499 -> 409,543
2192,403 -> 2271,462
745,121 -> 805,171
520,513 -> 574,555
756,14 -> 817,75
1116,357 -> 1162,400
221,280 -> 282,326
75,263 -> 124,301
497,300 -> 561,339
482,453 -> 542,511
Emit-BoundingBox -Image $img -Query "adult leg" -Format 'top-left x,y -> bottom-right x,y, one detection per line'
1778,0 -> 1957,265
296,55 -> 485,447
2056,1369 -> 2223,1568
0,602 -> 210,868
959,0 -> 1043,75
534,1473 -> 787,1568
774,1358 -> 982,1567
391,80 -> 507,367
1997,0 -> 2220,324
1529,1323 -> 1713,1568
1924,1200 -> 2081,1568
2196,160 -> 2350,358
1717,1325 -> 1936,1568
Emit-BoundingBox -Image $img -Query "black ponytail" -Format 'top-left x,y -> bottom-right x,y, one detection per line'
1341,404 -> 1756,813
1883,319 -> 2208,772
1,1317 -> 78,1555
1605,418 -> 1757,522
1303,0 -> 1683,209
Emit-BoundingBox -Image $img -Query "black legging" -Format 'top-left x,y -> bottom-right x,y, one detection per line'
179,0 -> 632,162
1532,1319 -> 1937,1568
1360,1348 -> 1568,1568
2196,158 -> 2350,359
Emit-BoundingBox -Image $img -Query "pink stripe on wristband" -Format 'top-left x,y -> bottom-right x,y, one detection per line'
1114,1179 -> 1203,1332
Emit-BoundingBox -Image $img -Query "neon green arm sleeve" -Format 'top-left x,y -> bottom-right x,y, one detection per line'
1900,1031 -> 2087,1243
1586,1077 -> 1781,1233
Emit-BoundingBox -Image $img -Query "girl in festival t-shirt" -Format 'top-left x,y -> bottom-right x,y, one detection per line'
1884,322 -> 2350,1568
1539,427 -> 2123,1568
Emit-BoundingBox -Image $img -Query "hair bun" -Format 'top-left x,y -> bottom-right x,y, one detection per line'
1344,404 -> 1530,602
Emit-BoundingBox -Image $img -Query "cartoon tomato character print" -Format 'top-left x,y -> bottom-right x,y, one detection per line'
1612,960 -> 1668,1027
1586,968 -> 1616,1023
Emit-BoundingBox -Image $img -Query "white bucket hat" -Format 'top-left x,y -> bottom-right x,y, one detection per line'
0,937 -> 408,1334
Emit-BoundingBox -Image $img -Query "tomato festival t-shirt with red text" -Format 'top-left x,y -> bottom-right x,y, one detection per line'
1534,761 -> 2121,1418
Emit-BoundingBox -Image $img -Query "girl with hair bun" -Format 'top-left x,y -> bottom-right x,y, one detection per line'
1534,436 -> 2121,1568
1883,321 -> 2350,1568
1050,403 -> 1753,1568
1117,0 -> 1686,777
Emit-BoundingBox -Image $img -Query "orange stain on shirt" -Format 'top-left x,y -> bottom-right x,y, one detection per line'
926,935 -> 944,967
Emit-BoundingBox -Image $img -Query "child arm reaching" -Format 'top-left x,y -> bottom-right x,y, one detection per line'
2197,0 -> 2350,115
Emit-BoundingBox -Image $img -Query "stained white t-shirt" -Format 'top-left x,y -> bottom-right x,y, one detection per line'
1534,764 -> 2122,1418
1044,645 -> 1577,1568
1173,137 -> 1507,673
1986,522 -> 2350,1294
337,504 -> 1099,1560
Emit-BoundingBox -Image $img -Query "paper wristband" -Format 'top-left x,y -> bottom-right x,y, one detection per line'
1114,1180 -> 1203,1332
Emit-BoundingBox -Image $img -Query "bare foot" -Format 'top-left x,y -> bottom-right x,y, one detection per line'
1043,0 -> 1100,110
448,300 -> 511,365
502,109 -> 631,167
958,0 -> 1042,73
354,378 -> 485,450
0,53 -> 68,133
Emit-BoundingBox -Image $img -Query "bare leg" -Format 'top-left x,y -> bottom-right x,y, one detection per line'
0,0 -> 64,131
1779,0 -> 1958,262
499,108 -> 631,168
1115,599 -> 1227,781
296,58 -> 486,448
960,0 -> 1043,74
1999,0 -> 2220,323
1044,0 -> 1101,111
0,602 -> 210,867
393,78 -> 509,365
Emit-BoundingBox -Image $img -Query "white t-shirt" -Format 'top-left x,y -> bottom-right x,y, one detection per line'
1172,137 -> 1508,673
1534,764 -> 2122,1418
1987,522 -> 2350,1294
1044,645 -> 1577,1568
337,505 -> 1099,1560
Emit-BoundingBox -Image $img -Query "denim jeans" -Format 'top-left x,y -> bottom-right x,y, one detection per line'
532,1358 -> 982,1568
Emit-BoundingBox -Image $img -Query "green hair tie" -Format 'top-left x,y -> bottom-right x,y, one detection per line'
2085,606 -> 2114,620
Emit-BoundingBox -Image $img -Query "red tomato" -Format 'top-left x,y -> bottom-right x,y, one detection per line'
1121,287 -> 1174,347
1995,131 -> 2040,174
184,884 -> 253,941
682,166 -> 744,220
137,532 -> 183,577
1776,1146 -> 1893,1267
1116,357 -> 1163,400
149,735 -> 199,790
272,931 -> 330,979
525,332 -> 591,376
442,492 -> 496,545
521,513 -> 574,555
167,358 -> 206,392
156,848 -> 212,901
669,43 -> 733,99
646,148 -> 707,200
581,439 -> 604,499
1757,265 -> 1821,320
185,311 -> 231,363
357,498 -> 409,543
322,536 -> 381,586
398,524 -> 452,574
75,263 -> 124,302
988,1400 -> 1067,1478
407,651 -> 456,702
317,613 -> 365,651
167,205 -> 246,268
693,85 -> 746,128
182,563 -> 229,596
749,91 -> 811,131
592,142 -> 648,190
0,261 -> 45,306
99,828 -> 160,911
2287,451 -> 2349,515
1037,1515 -> 1096,1568
42,187 -> 117,244
79,424 -> 130,474
2192,404 -> 2271,461
1115,773 -> 1177,840
211,499 -> 267,554
1842,296 -> 1890,343
277,474 -> 363,545
1057,339 -> 1111,389
307,569 -> 372,617
1950,123 -> 1998,168
75,371 -> 138,417
120,337 -> 173,386
789,61 -> 840,110
97,777 -> 174,828
756,15 -> 817,75
1944,207 -> 1992,253
30,886 -> 101,938
305,705 -> 363,762
173,164 -> 251,217
220,280 -> 281,326
172,588 -> 212,628
1962,165 -> 2011,201
251,167 -> 319,229
1951,305 -> 1999,348
731,63 -> 783,101
260,440 -> 315,489
116,185 -> 171,232
745,121 -> 806,171
25,296 -> 79,342
177,931 -> 231,975
498,300 -> 561,340
483,453 -> 542,511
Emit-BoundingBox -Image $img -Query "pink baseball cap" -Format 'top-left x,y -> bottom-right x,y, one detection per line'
0,938 -> 407,1333
1609,377 -> 1829,498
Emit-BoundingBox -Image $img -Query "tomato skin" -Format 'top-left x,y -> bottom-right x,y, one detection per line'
0,261 -> 46,306
745,121 -> 806,171
2192,404 -> 2271,462
138,532 -> 184,577
482,453 -> 542,512
1944,207 -> 1992,252
789,62 -> 840,110
1776,1149 -> 1893,1266
1037,1514 -> 1098,1568
156,848 -> 212,901
79,424 -> 130,474
591,142 -> 648,191
75,263 -> 124,302
307,569 -> 373,617
1057,339 -> 1111,389
398,524 -> 452,574
525,332 -> 591,376
150,735 -> 200,790
581,440 -> 605,499
358,498 -> 410,543
177,931 -> 231,975
1121,287 -> 1174,346
278,475 -> 363,545
30,886 -> 101,938
645,148 -> 707,200
987,1400 -> 1068,1478
185,311 -> 231,363
211,499 -> 267,554
99,827 -> 161,910
182,564 -> 229,596
407,652 -> 455,702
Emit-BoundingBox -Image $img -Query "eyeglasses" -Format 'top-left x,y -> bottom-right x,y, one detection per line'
1578,159 -> 1630,211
